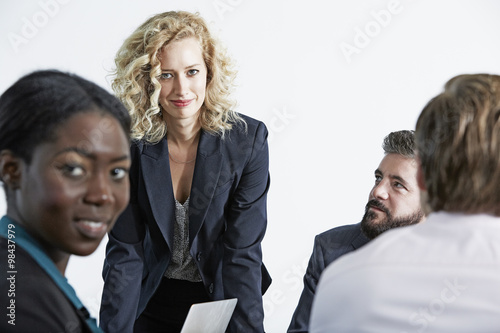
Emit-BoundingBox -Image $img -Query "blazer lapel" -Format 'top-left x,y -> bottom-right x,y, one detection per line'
189,130 -> 223,245
141,138 -> 176,250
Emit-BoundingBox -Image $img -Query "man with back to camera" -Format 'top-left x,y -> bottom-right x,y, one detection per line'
309,74 -> 500,333
288,130 -> 425,333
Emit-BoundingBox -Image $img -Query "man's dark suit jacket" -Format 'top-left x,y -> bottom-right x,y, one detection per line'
288,223 -> 370,333
100,115 -> 271,333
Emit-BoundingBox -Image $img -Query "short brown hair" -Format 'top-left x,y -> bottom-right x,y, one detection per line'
415,74 -> 500,215
382,130 -> 415,158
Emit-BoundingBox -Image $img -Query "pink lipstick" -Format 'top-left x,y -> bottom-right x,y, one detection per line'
171,99 -> 193,107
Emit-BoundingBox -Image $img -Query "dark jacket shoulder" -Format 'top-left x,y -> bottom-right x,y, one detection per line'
317,223 -> 367,246
316,223 -> 370,264
0,237 -> 91,333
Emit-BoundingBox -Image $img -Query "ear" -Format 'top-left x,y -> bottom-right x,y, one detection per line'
415,155 -> 427,191
0,150 -> 22,190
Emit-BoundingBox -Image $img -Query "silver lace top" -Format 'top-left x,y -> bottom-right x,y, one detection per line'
164,196 -> 202,282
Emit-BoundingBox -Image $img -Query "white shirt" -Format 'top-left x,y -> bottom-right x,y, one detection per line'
310,212 -> 500,333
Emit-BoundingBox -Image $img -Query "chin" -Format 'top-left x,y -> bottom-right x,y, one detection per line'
369,218 -> 389,228
70,242 -> 101,257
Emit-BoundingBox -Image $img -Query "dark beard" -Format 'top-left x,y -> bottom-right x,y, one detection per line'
361,199 -> 424,240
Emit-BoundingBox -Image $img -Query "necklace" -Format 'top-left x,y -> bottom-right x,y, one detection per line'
169,153 -> 196,164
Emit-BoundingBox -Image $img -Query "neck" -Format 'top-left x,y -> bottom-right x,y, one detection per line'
48,250 -> 70,275
6,206 -> 70,276
166,119 -> 202,146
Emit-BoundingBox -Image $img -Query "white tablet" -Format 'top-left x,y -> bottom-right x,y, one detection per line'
180,298 -> 238,333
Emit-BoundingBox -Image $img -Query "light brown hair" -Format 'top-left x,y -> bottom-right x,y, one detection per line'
416,74 -> 500,215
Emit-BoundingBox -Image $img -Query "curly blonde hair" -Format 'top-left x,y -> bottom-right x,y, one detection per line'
112,11 -> 244,143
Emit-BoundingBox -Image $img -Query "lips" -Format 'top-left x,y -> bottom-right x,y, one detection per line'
74,218 -> 109,240
171,99 -> 193,107
366,199 -> 389,215
370,206 -> 385,213
369,205 -> 384,213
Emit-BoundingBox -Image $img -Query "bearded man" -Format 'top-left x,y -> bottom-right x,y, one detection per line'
310,73 -> 500,333
288,130 -> 425,333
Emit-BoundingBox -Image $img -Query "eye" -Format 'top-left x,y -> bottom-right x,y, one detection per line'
61,164 -> 86,178
187,69 -> 199,76
110,167 -> 128,181
394,182 -> 405,189
374,175 -> 382,183
159,73 -> 173,80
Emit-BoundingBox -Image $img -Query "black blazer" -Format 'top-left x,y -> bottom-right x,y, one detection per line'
287,223 -> 370,333
0,235 -> 93,333
100,115 -> 271,333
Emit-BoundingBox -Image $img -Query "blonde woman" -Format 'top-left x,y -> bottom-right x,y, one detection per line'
100,11 -> 271,333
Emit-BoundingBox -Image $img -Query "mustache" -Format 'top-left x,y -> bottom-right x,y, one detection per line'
365,199 -> 389,215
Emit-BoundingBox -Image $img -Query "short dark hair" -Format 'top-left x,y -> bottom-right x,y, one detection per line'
0,70 -> 131,163
382,130 -> 416,158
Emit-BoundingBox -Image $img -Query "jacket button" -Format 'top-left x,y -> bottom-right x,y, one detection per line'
196,252 -> 202,261
208,283 -> 214,294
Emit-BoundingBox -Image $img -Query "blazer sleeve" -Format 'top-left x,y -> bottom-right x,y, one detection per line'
287,235 -> 326,333
100,142 -> 146,333
223,121 -> 270,332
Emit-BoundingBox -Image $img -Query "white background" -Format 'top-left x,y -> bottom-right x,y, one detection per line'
1,0 -> 500,331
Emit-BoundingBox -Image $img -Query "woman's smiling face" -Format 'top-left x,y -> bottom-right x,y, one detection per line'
12,111 -> 131,259
158,37 -> 207,123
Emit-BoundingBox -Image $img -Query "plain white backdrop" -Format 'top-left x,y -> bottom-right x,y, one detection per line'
1,0 -> 500,331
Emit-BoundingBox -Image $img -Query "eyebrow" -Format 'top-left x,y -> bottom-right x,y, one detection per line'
375,168 -> 408,186
55,147 -> 130,163
161,64 -> 203,71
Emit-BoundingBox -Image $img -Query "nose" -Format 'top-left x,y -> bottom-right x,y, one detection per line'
84,172 -> 113,206
173,75 -> 188,96
371,181 -> 389,201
